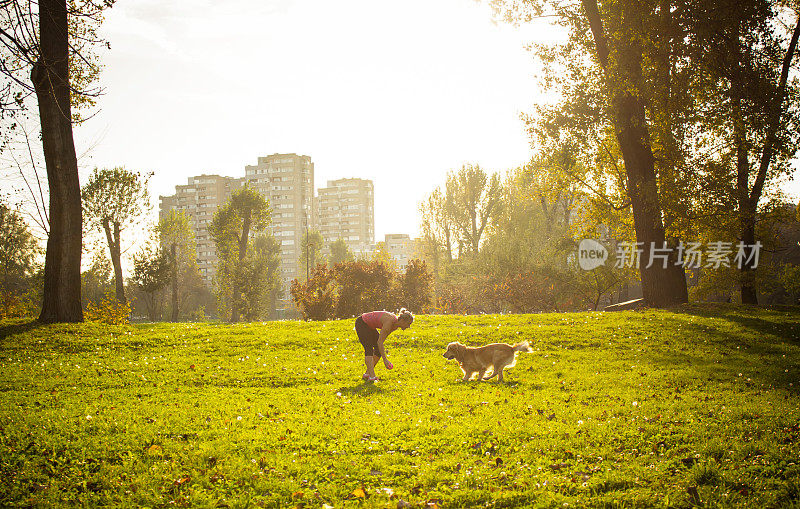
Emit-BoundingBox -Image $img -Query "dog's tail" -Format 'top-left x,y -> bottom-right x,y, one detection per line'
513,341 -> 532,353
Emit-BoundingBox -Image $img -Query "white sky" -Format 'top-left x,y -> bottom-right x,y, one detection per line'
7,0 -> 797,250
72,0 -> 553,241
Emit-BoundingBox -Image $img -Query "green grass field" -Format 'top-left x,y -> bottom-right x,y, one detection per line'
1,305 -> 799,508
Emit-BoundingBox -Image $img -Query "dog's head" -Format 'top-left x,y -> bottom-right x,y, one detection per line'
442,342 -> 464,361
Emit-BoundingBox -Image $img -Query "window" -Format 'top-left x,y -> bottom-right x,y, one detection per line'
281,239 -> 295,246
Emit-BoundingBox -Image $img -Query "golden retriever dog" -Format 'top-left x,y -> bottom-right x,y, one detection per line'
443,341 -> 532,382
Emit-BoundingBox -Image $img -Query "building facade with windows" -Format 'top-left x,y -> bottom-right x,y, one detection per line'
244,153 -> 315,306
158,174 -> 245,284
384,233 -> 414,269
317,178 -> 374,255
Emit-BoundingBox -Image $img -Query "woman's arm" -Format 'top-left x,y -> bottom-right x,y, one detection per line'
377,316 -> 394,368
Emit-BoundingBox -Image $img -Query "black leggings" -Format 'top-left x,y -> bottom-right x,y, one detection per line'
355,317 -> 381,358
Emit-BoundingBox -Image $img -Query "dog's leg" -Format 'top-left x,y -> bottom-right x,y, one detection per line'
496,364 -> 507,382
477,369 -> 487,381
483,369 -> 497,380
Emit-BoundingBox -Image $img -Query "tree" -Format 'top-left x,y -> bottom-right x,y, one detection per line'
329,239 -> 353,265
0,202 -> 42,293
579,0 -> 689,307
240,234 -> 282,321
291,263 -> 336,320
80,252 -> 113,309
131,242 -> 171,321
333,260 -> 395,318
1,0 -> 115,323
419,187 -> 455,271
686,0 -> 800,304
445,164 -> 501,256
299,229 -> 324,281
82,167 -> 150,307
209,187 -> 271,322
371,241 -> 396,269
396,259 -> 433,313
157,210 -> 198,321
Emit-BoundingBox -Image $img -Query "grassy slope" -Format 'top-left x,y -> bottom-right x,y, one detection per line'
0,305 -> 799,508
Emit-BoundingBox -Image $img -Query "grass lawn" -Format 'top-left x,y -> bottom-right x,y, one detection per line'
1,304 -> 799,508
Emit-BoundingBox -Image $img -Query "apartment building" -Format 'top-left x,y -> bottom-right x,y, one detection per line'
244,153 -> 315,301
384,233 -> 414,269
317,178 -> 374,254
159,174 -> 245,284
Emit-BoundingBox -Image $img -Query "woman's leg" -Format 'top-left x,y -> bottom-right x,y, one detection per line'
364,355 -> 377,378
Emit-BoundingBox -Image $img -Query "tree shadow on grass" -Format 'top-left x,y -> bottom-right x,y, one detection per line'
643,308 -> 800,394
671,304 -> 800,344
0,320 -> 42,342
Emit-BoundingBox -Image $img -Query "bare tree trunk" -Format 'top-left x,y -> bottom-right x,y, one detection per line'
582,0 -> 688,308
34,0 -> 83,323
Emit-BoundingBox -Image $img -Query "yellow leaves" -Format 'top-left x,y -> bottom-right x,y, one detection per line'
84,295 -> 130,324
145,444 -> 162,456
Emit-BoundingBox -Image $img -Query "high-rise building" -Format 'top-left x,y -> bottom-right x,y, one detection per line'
384,233 -> 413,269
244,153 -> 315,303
317,178 -> 374,255
159,174 -> 245,284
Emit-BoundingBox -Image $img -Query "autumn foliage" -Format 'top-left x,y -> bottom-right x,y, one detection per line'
291,259 -> 433,320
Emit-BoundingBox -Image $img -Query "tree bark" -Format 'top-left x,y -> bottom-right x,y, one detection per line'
229,210 -> 252,323
582,0 -> 688,307
34,0 -> 83,323
738,14 -> 800,304
102,219 -> 126,306
732,75 -> 758,304
171,243 -> 179,321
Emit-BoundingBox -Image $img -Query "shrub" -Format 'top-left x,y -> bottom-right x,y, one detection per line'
396,259 -> 433,313
84,294 -> 131,324
291,264 -> 336,321
333,259 -> 395,318
0,290 -> 36,319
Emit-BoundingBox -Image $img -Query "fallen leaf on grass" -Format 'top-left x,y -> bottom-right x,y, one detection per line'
349,487 -> 366,499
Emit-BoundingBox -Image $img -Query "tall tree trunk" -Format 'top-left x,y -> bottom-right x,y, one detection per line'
102,220 -> 126,306
171,243 -> 179,321
229,212 -> 252,323
582,0 -> 688,307
34,0 -> 83,323
733,85 -> 758,304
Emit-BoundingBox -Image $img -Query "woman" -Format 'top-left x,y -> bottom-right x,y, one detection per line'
355,308 -> 414,381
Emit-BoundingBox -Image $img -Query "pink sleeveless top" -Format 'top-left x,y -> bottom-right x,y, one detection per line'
361,310 -> 397,330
